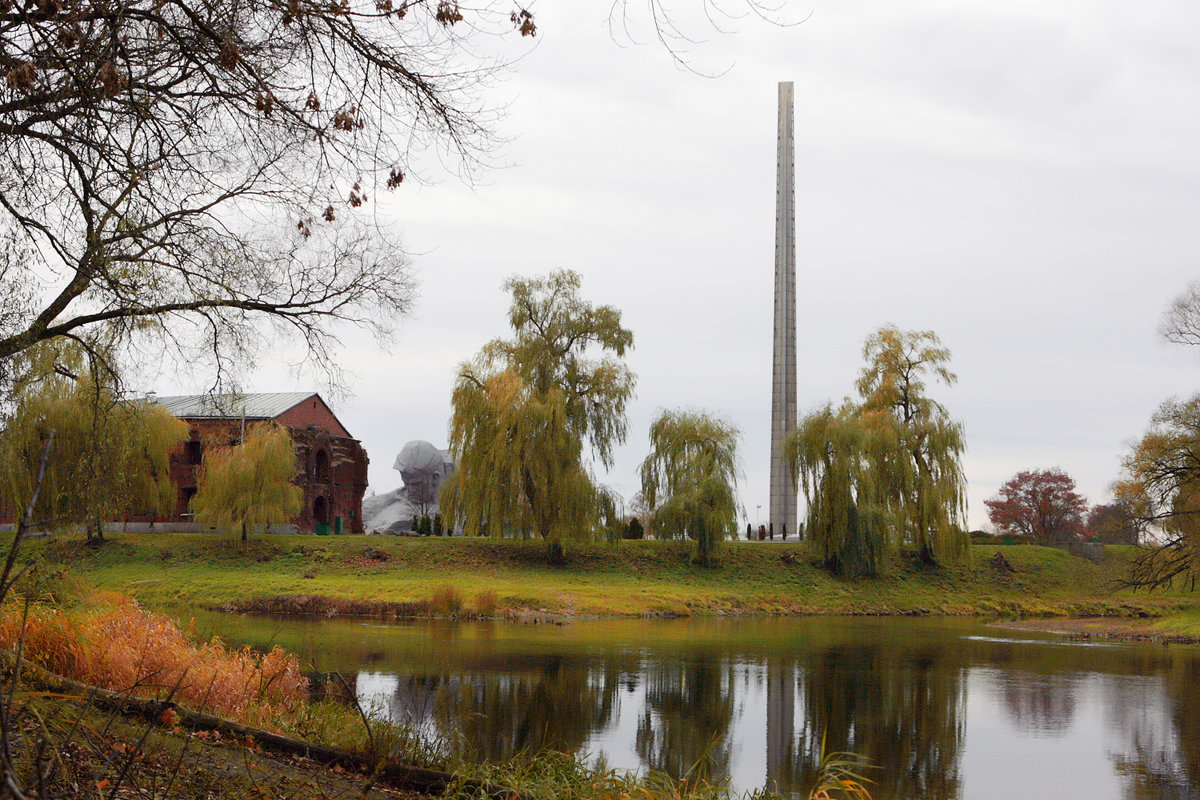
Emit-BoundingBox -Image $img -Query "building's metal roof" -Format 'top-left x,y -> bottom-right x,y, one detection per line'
153,392 -> 317,420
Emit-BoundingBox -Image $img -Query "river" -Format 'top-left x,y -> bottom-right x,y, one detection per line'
189,612 -> 1200,799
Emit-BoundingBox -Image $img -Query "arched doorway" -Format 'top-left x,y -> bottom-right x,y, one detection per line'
313,495 -> 329,525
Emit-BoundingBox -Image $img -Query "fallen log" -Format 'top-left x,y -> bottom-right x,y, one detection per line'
0,649 -> 518,798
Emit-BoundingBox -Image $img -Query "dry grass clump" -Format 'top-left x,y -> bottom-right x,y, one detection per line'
0,602 -> 89,678
474,589 -> 499,617
0,592 -> 307,725
429,583 -> 464,617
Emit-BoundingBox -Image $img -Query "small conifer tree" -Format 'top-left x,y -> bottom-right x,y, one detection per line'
624,517 -> 644,540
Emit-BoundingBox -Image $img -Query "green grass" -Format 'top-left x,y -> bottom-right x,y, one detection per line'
1151,605 -> 1200,636
18,533 -> 1200,622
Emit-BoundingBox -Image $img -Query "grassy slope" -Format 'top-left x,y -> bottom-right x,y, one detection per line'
27,533 -> 1199,620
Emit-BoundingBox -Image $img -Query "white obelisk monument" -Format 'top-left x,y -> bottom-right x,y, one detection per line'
769,81 -> 798,537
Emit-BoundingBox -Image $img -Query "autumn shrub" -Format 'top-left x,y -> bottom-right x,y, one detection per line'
428,583 -> 464,617
474,589 -> 499,617
0,593 -> 307,725
0,604 -> 89,677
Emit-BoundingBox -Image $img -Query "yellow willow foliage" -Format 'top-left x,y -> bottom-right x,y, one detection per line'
788,403 -> 892,576
1115,395 -> 1200,589
0,368 -> 187,534
639,409 -> 740,567
857,326 -> 967,565
190,421 -> 303,541
443,369 -> 597,554
787,326 -> 967,575
443,271 -> 634,562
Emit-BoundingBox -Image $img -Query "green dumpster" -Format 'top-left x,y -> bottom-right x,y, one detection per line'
334,516 -> 344,535
315,522 -> 331,536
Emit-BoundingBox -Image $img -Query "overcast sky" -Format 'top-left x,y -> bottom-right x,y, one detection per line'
165,0 -> 1200,529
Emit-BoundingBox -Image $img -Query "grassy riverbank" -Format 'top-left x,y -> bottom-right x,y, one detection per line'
26,533 -> 1200,622
6,534 -> 1198,798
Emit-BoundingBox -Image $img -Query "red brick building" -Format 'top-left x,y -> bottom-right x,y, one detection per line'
155,392 -> 369,534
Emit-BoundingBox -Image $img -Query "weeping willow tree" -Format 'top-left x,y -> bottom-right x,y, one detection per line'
0,356 -> 187,543
442,271 -> 635,563
639,410 -> 740,567
856,326 -> 968,564
787,326 -> 967,575
787,403 -> 893,576
596,485 -> 627,544
190,422 -> 303,543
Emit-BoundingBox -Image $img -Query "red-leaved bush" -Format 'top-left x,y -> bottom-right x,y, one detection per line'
0,593 -> 307,726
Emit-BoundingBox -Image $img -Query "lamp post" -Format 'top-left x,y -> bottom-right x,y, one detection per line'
756,504 -> 762,528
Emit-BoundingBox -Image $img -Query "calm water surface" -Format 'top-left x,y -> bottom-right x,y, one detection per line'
191,613 -> 1200,799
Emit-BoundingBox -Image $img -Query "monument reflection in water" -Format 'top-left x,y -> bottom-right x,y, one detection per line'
255,615 -> 1199,800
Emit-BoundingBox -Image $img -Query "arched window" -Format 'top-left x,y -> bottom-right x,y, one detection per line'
314,449 -> 330,483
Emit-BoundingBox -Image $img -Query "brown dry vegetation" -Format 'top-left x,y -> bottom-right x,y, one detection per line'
0,593 -> 306,726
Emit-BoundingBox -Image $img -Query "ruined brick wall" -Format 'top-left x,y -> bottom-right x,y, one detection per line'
154,413 -> 368,534
289,425 -> 369,534
0,396 -> 368,534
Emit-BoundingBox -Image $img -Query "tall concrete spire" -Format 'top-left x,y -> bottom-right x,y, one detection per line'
769,81 -> 798,538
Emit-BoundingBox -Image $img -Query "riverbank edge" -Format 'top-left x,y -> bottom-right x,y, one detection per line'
990,616 -> 1200,645
30,533 -> 1200,637
214,590 -> 1195,629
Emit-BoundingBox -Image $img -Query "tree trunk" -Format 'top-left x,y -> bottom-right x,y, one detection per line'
241,521 -> 248,543
86,517 -> 104,545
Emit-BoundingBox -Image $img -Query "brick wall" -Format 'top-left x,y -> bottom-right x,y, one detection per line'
156,414 -> 368,534
275,396 -> 351,437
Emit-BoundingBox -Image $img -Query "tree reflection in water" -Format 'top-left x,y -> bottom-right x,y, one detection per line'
312,617 -> 1200,800
384,655 -> 628,760
1108,651 -> 1200,800
779,644 -> 964,800
1001,672 -> 1079,735
635,655 -> 736,783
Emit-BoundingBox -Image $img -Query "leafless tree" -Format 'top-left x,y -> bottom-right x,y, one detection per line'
0,0 -> 535,387
1161,280 -> 1200,349
405,474 -> 439,519
0,1 -> 794,390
